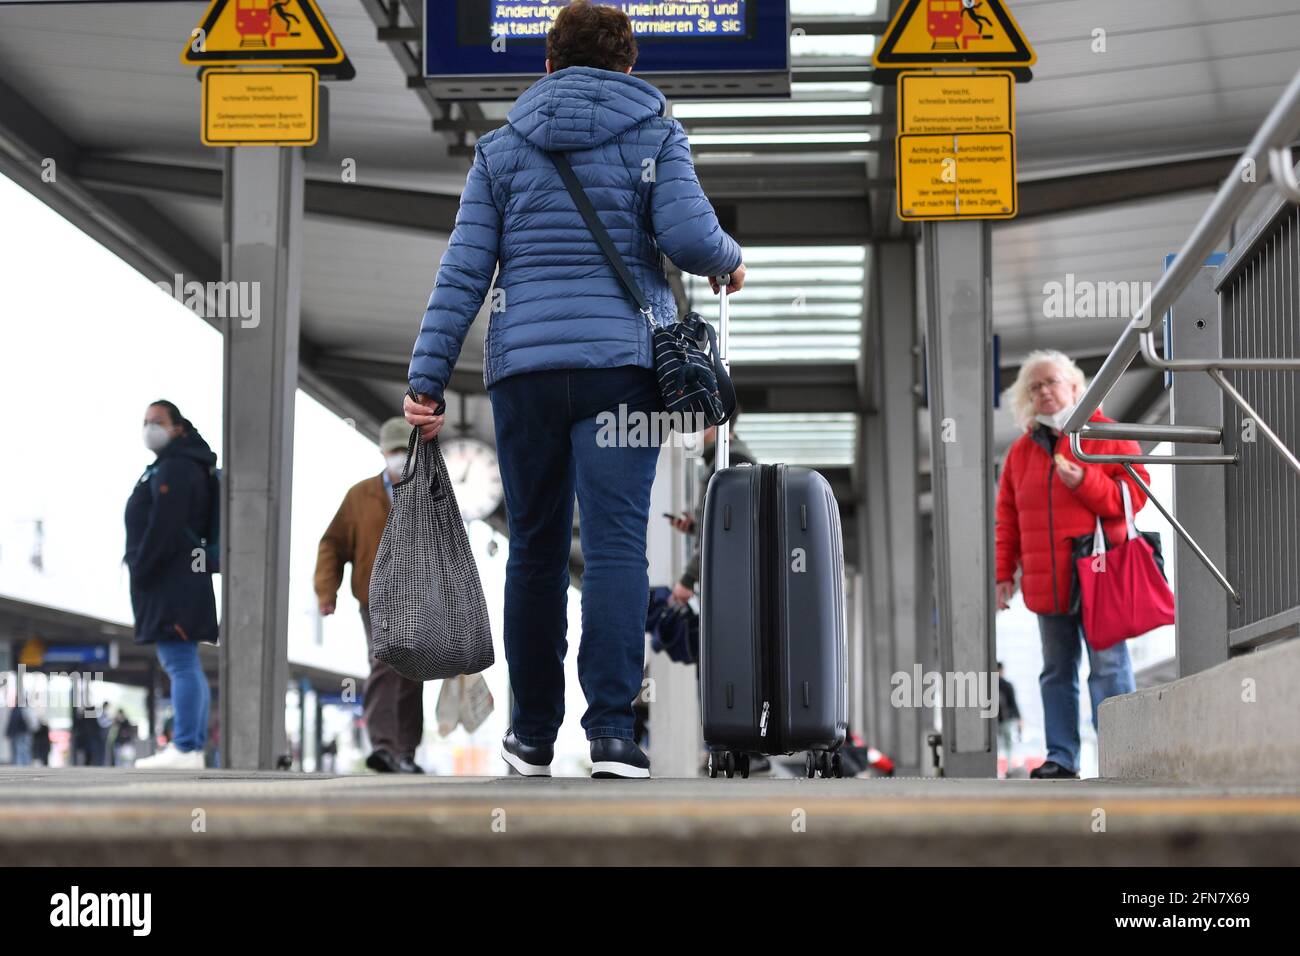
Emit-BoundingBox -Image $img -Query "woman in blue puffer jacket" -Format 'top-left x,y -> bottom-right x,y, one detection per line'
405,0 -> 744,780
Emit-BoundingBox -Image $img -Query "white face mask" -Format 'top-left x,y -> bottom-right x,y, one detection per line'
385,452 -> 407,479
1035,407 -> 1074,432
143,423 -> 172,452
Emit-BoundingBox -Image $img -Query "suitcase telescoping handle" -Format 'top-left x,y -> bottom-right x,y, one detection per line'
715,274 -> 731,471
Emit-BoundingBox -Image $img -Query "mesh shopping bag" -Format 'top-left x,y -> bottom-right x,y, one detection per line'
368,427 -> 495,680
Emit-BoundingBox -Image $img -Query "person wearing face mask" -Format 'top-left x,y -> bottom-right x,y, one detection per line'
314,417 -> 426,774
127,400 -> 218,770
994,351 -> 1149,779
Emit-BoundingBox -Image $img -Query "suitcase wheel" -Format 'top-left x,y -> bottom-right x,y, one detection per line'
806,750 -> 843,779
708,751 -> 750,779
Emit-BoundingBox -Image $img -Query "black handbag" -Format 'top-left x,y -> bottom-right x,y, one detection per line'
547,150 -> 736,433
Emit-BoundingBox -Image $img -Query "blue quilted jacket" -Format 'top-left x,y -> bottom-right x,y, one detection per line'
409,66 -> 743,397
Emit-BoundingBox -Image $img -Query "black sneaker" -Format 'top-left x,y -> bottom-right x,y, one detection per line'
1030,760 -> 1080,779
366,749 -> 400,773
501,730 -> 553,777
590,737 -> 651,779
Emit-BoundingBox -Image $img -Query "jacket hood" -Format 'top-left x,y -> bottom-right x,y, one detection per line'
507,66 -> 666,152
158,429 -> 217,470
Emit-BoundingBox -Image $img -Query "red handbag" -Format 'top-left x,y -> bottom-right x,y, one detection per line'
1075,482 -> 1176,651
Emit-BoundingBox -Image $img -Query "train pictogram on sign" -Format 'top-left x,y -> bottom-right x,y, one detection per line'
872,0 -> 1036,71
181,0 -> 347,67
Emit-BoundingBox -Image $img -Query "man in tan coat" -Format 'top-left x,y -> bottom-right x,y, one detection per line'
315,417 -> 426,774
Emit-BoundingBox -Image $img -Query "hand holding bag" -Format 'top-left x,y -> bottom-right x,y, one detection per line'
367,424 -> 495,681
1074,481 -> 1176,651
547,150 -> 736,432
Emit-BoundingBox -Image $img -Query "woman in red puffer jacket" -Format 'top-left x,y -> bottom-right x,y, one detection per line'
995,351 -> 1148,780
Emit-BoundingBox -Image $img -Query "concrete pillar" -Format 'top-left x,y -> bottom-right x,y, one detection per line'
219,146 -> 304,770
647,439 -> 700,776
846,570 -> 867,736
877,241 -> 924,771
921,221 -> 997,778
855,462 -> 879,746
861,413 -> 897,754
1170,263 -> 1231,676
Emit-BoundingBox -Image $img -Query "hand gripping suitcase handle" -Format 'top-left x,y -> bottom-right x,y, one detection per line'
715,275 -> 731,471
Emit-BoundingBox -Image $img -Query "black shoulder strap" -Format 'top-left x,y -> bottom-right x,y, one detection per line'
547,150 -> 653,321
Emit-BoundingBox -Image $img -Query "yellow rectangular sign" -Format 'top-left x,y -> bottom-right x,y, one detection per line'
899,71 -> 1014,134
201,69 -> 318,147
896,132 -> 1018,221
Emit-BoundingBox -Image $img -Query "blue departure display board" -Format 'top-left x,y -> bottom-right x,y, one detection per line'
424,1 -> 790,97
487,1 -> 749,39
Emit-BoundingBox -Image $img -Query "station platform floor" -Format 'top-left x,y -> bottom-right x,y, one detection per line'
1,768 -> 1298,865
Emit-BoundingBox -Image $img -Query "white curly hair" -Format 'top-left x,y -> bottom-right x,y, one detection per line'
1005,350 -> 1088,431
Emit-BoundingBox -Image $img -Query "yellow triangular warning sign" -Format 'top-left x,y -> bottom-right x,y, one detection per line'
181,0 -> 346,67
872,0 -> 1036,70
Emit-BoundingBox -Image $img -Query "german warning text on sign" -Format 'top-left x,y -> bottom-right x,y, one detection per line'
896,132 -> 1017,221
490,2 -> 747,38
899,72 -> 1014,134
873,0 -> 1036,70
182,0 -> 346,65
201,69 -> 318,146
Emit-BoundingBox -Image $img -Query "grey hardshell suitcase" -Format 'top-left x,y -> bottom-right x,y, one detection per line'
699,279 -> 849,779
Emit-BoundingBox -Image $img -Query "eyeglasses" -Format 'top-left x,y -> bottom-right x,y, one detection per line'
1028,376 -> 1066,394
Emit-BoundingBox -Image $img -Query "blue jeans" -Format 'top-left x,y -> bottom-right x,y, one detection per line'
155,639 -> 210,753
489,364 -> 662,745
1038,613 -> 1135,772
11,734 -> 31,766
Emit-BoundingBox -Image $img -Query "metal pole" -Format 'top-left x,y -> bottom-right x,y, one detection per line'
220,145 -> 304,769
715,274 -> 730,472
873,243 -> 925,775
1209,368 -> 1300,478
647,438 -> 699,776
1122,464 -> 1239,604
922,220 -> 997,778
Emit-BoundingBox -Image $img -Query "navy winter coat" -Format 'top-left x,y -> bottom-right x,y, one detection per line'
409,66 -> 743,398
124,430 -> 219,645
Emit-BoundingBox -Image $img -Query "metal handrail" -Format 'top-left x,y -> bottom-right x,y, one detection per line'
1056,69 -> 1300,605
1120,464 -> 1241,605
1270,146 -> 1300,203
1078,422 -> 1222,444
1138,328 -> 1300,372
1063,68 -> 1300,435
1208,369 -> 1300,477
1069,432 -> 1237,466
